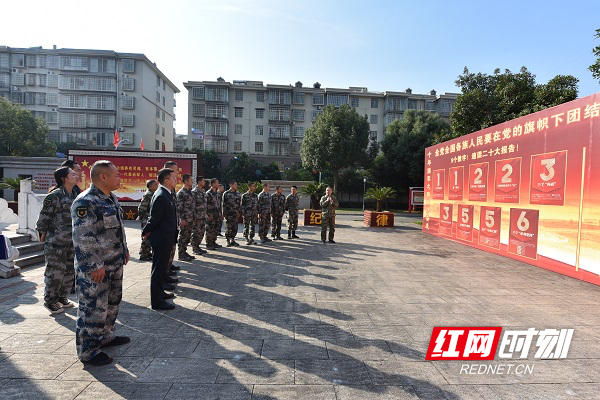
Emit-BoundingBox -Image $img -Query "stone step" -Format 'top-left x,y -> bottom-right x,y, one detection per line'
14,251 -> 45,268
14,241 -> 44,256
3,233 -> 32,246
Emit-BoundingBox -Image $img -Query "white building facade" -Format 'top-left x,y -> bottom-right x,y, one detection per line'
179,78 -> 458,170
0,46 -> 179,152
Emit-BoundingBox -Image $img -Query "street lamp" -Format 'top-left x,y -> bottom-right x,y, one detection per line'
362,177 -> 367,212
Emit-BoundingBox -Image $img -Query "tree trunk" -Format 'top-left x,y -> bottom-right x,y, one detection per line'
333,168 -> 339,194
376,200 -> 383,212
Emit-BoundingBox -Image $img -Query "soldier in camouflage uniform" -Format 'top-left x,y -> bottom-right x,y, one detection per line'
36,167 -> 79,314
217,184 -> 225,236
222,181 -> 242,246
72,161 -> 130,366
205,178 -> 223,250
285,185 -> 300,239
190,176 -> 208,255
241,182 -> 258,245
257,183 -> 272,243
271,185 -> 286,240
137,179 -> 158,260
320,186 -> 339,244
176,174 -> 196,261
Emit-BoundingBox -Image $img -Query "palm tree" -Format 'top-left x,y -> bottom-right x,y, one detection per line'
300,182 -> 326,210
364,186 -> 397,212
0,177 -> 26,202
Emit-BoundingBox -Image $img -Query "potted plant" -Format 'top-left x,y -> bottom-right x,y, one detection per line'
363,186 -> 396,227
0,177 -> 25,202
299,182 -> 327,225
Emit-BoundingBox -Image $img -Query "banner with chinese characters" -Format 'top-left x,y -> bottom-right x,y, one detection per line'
423,93 -> 600,285
68,150 -> 200,206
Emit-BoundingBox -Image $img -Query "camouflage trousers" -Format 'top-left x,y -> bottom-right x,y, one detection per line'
258,214 -> 271,239
139,221 -> 152,258
178,224 -> 193,256
190,217 -> 206,250
225,215 -> 239,241
287,212 -> 299,231
205,214 -> 221,245
43,241 -> 75,304
243,216 -> 257,239
271,214 -> 284,237
76,264 -> 123,362
321,216 -> 335,241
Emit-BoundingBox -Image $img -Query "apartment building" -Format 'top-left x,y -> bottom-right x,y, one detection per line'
0,46 -> 179,151
179,78 -> 458,170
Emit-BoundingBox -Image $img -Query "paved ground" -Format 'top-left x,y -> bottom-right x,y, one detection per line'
1,213 -> 599,399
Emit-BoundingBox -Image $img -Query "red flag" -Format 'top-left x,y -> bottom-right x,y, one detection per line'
140,138 -> 144,151
113,129 -> 119,148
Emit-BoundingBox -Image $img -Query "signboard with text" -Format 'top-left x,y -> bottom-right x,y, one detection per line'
423,93 -> 600,285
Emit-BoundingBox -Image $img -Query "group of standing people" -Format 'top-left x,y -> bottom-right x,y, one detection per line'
35,158 -> 339,367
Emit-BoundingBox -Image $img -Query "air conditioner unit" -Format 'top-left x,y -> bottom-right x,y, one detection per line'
293,138 -> 298,142
316,106 -> 322,110
118,128 -> 125,132
10,86 -> 17,91
12,68 -> 17,73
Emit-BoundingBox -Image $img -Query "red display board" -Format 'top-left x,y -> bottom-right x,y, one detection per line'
423,93 -> 600,285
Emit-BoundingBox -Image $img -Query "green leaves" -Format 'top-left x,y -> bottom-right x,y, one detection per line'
0,98 -> 56,157
364,186 -> 396,201
589,28 -> 600,82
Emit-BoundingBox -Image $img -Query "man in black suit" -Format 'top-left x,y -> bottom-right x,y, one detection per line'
142,168 -> 178,310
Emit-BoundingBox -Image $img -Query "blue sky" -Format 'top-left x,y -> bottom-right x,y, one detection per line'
2,0 -> 598,134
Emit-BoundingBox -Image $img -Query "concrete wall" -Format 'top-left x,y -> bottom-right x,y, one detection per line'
0,156 -> 65,200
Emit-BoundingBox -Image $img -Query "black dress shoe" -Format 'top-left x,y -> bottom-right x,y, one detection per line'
84,352 -> 113,366
163,284 -> 176,291
101,336 -> 131,348
163,292 -> 175,299
152,303 -> 175,310
322,239 -> 326,243
171,265 -> 181,271
168,270 -> 177,276
165,276 -> 178,284
328,240 -> 336,243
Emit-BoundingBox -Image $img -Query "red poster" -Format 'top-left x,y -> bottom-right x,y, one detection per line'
449,166 -> 464,200
508,208 -> 539,260
494,157 -> 521,203
457,204 -> 474,242
479,206 -> 501,249
433,169 -> 445,199
439,203 -> 453,237
469,163 -> 488,201
530,150 -> 567,206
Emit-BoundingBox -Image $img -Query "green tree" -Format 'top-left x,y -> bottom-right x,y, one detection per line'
300,104 -> 370,193
0,97 -> 56,157
196,149 -> 222,179
284,165 -> 314,181
337,169 -> 365,202
448,67 -> 578,140
299,182 -> 327,210
370,110 -> 451,191
222,153 -> 280,183
364,186 -> 397,212
589,28 -> 600,82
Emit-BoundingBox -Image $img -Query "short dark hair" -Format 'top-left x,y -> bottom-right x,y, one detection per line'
263,182 -> 270,188
53,166 -> 71,187
248,182 -> 256,187
229,180 -> 237,186
158,168 -> 174,184
90,160 -> 114,182
276,185 -> 281,190
164,161 -> 178,169
196,176 -> 204,183
61,159 -> 79,169
291,185 -> 297,189
182,173 -> 192,183
210,178 -> 219,186
146,179 -> 157,189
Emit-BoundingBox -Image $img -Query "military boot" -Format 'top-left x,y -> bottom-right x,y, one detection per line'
292,231 -> 299,238
288,229 -> 292,239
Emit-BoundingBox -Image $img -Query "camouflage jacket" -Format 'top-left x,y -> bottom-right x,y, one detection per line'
241,191 -> 258,218
285,194 -> 300,214
222,189 -> 241,219
257,191 -> 272,215
271,193 -> 286,217
319,194 -> 339,217
36,186 -> 75,245
191,186 -> 207,220
176,187 -> 195,223
71,184 -> 129,273
137,190 -> 153,223
206,188 -> 222,218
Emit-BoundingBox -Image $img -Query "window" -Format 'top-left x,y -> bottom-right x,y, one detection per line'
234,141 -> 242,152
121,95 -> 134,109
90,59 -> 115,73
192,121 -> 205,133
87,113 -> 115,128
293,126 -> 304,137
312,93 -> 324,105
155,140 -> 160,150
46,55 -> 59,69
268,142 -> 289,156
37,74 -> 46,86
255,125 -> 264,135
156,124 -> 160,134
59,75 -> 116,92
206,121 -> 228,136
121,77 -> 135,91
293,92 -> 304,105
351,97 -> 359,107
206,104 -> 227,118
156,107 -> 160,118
371,98 -> 379,108
157,75 -> 161,86
191,139 -> 202,149
46,93 -> 58,105
327,93 -> 348,107
234,107 -> 243,118
290,141 -> 301,155
384,97 -> 407,112
205,86 -> 228,102
162,127 -> 165,136
269,90 -> 291,105
370,114 -> 378,124
235,90 -> 243,101
60,56 -> 88,71
26,74 -> 36,86
425,100 -> 435,110
269,107 -> 290,122
0,73 -> 8,88
162,96 -> 165,106
0,54 -> 9,69
192,86 -> 205,100
59,113 -> 86,128
11,73 -> 25,86
370,131 -> 378,140
255,141 -> 264,153
47,74 -> 58,88
204,138 -> 228,153
235,124 -> 242,134
408,99 -> 418,110
291,109 -> 304,121
120,132 -> 134,145
268,124 -> 290,139
121,114 -> 134,127
311,110 -> 322,121
192,103 -> 205,117
256,108 -> 264,119
10,54 -> 24,67
156,92 -> 161,102
163,81 -> 166,91
122,59 -> 135,73
256,91 -> 264,102
11,92 -> 24,104
162,111 -> 165,121
46,112 -> 58,124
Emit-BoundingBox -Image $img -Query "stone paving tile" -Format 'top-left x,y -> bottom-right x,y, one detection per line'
0,354 -> 77,379
191,338 -> 263,360
53,337 -> 137,357
365,360 -> 447,386
294,324 -> 354,341
294,359 -> 372,385
489,383 -> 600,399
57,356 -> 154,382
252,384 -> 336,400
334,385 -> 420,400
325,339 -> 395,361
0,318 -> 68,334
137,357 -> 222,383
0,333 -> 73,354
165,383 -> 253,400
261,339 -> 328,360
75,382 -> 171,400
216,359 -> 294,384
0,332 -> 15,342
412,384 -> 501,400
121,336 -> 200,358
0,379 -> 90,400
0,352 -> 13,362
